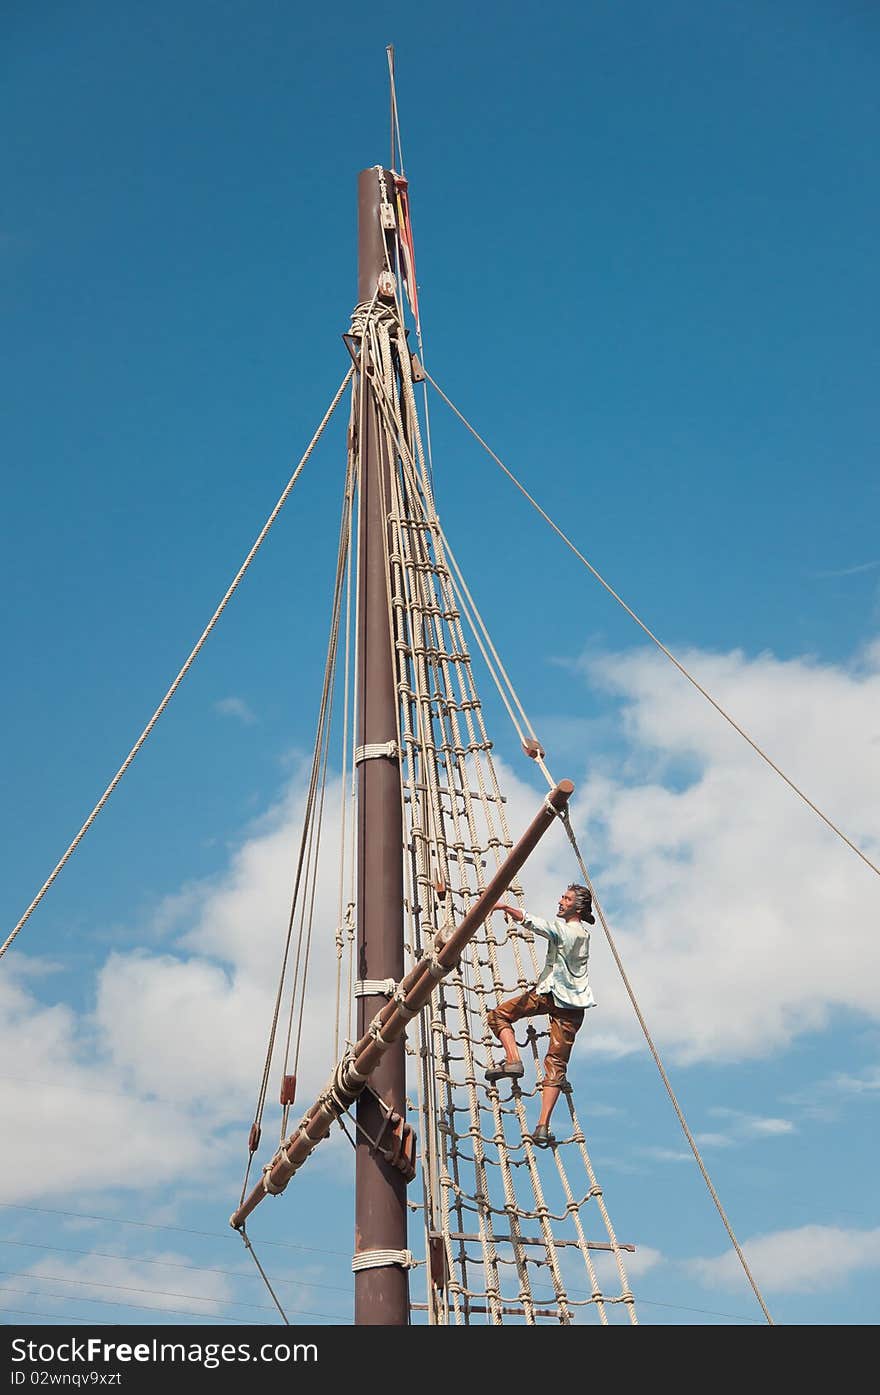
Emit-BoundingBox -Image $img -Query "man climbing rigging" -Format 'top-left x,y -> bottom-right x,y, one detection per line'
486,884 -> 596,1147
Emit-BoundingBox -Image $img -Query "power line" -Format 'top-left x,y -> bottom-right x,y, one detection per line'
0,1269 -> 279,1314
0,1283 -> 255,1326
0,1306 -> 100,1325
0,1201 -> 348,1257
633,1293 -> 763,1324
0,1239 -> 350,1294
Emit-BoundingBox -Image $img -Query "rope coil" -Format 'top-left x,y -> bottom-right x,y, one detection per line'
352,1249 -> 416,1273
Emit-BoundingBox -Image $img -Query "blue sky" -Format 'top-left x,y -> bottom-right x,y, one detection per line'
2,1 -> 879,1330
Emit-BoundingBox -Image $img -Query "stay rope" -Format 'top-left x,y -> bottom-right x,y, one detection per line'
0,368 -> 354,965
426,371 -> 880,883
422,502 -> 775,1324
357,295 -> 636,1324
239,456 -> 354,1201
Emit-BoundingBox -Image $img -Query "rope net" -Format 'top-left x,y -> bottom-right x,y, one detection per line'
344,296 -> 636,1325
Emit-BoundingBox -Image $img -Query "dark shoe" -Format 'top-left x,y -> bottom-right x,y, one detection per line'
532,1123 -> 556,1147
485,1059 -> 525,1083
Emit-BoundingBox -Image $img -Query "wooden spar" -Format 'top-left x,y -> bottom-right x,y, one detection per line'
228,778 -> 574,1231
353,164 -> 408,1325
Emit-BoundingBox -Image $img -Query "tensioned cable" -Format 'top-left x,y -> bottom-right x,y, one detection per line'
421,493 -> 772,1320
0,1268 -> 295,1314
382,51 -> 437,497
426,371 -> 880,882
427,503 -> 774,1321
286,466 -> 352,1083
240,1227 -> 289,1325
557,812 -> 774,1325
240,459 -> 353,1193
0,1283 -> 259,1326
386,45 -> 404,174
334,440 -> 357,1057
0,1265 -> 762,1326
0,1201 -> 348,1255
0,367 -> 355,964
0,1306 -> 103,1324
365,307 -> 634,1325
0,1238 -> 346,1300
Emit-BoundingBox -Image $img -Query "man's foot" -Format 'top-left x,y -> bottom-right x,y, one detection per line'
485,1059 -> 525,1083
532,1123 -> 556,1147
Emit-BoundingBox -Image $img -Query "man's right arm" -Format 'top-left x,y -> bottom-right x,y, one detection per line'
493,902 -> 524,922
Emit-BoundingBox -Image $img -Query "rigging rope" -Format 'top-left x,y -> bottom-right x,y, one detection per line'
240,454 -> 354,1199
425,371 -> 880,882
353,298 -> 635,1324
557,810 -> 775,1325
425,505 -> 775,1322
386,45 -> 405,176
353,304 -> 767,1321
239,1227 -> 290,1325
0,367 -> 355,965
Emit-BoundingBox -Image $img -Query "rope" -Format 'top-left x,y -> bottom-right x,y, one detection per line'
352,301 -> 634,1324
335,436 -> 357,1057
0,367 -> 354,964
386,45 -> 405,175
397,423 -> 769,1324
352,1249 -> 416,1272
558,807 -> 775,1326
239,1227 -> 290,1325
426,371 -> 880,882
241,444 -> 354,1194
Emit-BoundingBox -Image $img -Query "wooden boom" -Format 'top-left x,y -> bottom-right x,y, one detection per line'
230,778 -> 574,1230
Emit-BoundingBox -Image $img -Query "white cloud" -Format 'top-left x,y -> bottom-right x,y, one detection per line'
689,1224 -> 880,1294
707,1107 -> 796,1140
4,637 -> 878,1245
214,696 -> 257,725
0,969 -> 208,1205
547,641 -> 880,1064
0,770 -> 354,1208
812,561 -> 880,579
600,1243 -> 663,1282
828,1064 -> 880,1095
639,1146 -> 693,1163
19,1251 -> 233,1320
744,1117 -> 794,1137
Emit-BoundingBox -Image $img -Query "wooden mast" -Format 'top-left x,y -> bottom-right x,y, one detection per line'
353,165 -> 408,1325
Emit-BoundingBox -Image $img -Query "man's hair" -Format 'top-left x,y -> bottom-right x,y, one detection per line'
567,883 -> 595,924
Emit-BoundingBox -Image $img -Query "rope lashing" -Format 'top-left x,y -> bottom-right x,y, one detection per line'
368,1016 -> 396,1052
354,978 -> 397,997
349,299 -> 398,343
354,740 -> 399,764
261,1162 -> 288,1196
352,1249 -> 416,1273
392,986 -> 418,1021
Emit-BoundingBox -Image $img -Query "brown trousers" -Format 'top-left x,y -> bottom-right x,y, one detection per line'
487,989 -> 584,1086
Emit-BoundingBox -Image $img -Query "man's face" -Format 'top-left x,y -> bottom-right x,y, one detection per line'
557,888 -> 578,918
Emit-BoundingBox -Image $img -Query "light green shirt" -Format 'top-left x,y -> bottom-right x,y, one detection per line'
522,911 -> 596,1011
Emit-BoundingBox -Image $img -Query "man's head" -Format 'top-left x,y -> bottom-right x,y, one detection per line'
557,884 -> 595,924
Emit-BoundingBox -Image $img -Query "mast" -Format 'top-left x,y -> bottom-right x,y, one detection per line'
354,165 -> 408,1325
